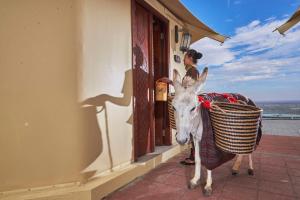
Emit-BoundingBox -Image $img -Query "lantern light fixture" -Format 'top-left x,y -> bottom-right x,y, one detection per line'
175,25 -> 192,52
180,32 -> 191,52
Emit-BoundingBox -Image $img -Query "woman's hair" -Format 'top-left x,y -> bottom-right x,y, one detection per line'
186,49 -> 203,64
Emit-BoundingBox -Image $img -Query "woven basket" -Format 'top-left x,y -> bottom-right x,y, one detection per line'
209,102 -> 262,154
167,94 -> 176,130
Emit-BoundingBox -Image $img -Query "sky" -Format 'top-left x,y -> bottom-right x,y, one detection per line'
181,0 -> 300,102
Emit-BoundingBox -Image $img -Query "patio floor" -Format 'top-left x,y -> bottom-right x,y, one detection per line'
104,135 -> 300,200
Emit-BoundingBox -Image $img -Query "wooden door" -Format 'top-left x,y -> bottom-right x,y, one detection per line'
153,16 -> 171,146
132,1 -> 155,159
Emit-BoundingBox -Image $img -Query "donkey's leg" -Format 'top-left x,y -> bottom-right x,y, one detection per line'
248,154 -> 254,176
232,154 -> 243,175
188,137 -> 201,189
203,169 -> 213,196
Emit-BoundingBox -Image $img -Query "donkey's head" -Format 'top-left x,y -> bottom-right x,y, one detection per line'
172,67 -> 208,145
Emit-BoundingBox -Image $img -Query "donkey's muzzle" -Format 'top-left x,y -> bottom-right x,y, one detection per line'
175,132 -> 188,145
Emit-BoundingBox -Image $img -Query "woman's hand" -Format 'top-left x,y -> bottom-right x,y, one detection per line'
157,77 -> 173,85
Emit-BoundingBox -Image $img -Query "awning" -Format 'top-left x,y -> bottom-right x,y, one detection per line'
158,0 -> 228,43
274,7 -> 300,35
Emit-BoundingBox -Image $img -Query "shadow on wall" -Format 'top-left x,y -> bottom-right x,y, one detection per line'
131,45 -> 151,157
79,44 -> 150,180
80,69 -> 133,179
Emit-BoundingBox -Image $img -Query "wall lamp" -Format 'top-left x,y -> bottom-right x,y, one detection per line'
175,25 -> 192,53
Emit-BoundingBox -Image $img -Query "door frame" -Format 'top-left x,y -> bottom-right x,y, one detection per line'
131,0 -> 170,161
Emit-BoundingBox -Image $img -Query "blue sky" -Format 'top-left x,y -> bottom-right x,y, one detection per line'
181,0 -> 300,101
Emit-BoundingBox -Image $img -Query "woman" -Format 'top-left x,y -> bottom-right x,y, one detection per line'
159,49 -> 203,165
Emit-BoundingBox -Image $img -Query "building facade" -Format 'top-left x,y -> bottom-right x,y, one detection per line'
0,0 -> 225,199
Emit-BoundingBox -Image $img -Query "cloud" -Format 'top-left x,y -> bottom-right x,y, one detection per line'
191,17 -> 300,100
191,39 -> 235,66
265,16 -> 276,22
233,74 -> 272,81
282,14 -> 290,18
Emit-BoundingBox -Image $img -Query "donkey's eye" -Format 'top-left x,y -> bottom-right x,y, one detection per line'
190,107 -> 196,112
172,106 -> 176,111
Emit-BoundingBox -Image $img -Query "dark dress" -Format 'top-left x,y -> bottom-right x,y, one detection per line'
184,65 -> 199,81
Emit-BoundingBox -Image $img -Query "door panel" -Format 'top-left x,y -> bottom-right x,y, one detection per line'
153,16 -> 171,146
132,2 -> 154,159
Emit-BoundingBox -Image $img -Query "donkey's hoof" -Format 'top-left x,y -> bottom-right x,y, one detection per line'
232,169 -> 239,176
188,180 -> 200,189
203,187 -> 213,197
248,169 -> 254,176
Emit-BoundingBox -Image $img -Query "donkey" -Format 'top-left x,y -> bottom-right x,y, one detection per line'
171,68 -> 254,196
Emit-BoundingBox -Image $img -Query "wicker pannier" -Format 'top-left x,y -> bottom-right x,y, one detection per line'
209,102 -> 262,154
167,94 -> 176,130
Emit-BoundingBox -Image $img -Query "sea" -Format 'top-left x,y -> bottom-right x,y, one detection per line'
256,101 -> 300,136
256,101 -> 300,120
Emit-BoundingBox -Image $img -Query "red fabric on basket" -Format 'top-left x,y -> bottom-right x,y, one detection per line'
198,93 -> 238,108
197,93 -> 262,170
198,96 -> 212,109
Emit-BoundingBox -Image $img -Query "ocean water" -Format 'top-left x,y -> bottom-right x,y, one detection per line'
256,101 -> 300,120
256,101 -> 300,136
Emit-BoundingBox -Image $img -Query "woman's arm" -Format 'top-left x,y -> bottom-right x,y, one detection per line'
157,77 -> 173,85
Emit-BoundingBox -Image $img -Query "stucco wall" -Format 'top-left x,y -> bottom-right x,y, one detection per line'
0,0 -> 88,192
0,0 -> 133,192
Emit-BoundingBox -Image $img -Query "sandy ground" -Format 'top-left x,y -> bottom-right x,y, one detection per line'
262,119 -> 300,136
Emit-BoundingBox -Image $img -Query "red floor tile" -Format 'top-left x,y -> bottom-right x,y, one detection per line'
260,157 -> 286,167
286,160 -> 300,169
222,183 -> 258,200
106,135 -> 300,200
260,165 -> 288,175
258,191 -> 297,200
162,173 -> 189,187
293,185 -> 300,197
288,168 -> 300,177
290,176 -> 300,186
226,176 -> 258,189
143,170 -> 171,183
260,171 -> 290,183
259,180 -> 294,196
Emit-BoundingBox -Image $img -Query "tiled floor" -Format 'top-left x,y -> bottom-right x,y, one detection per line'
105,135 -> 300,200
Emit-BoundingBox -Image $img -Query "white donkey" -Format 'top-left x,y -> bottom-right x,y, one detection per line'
172,68 -> 254,196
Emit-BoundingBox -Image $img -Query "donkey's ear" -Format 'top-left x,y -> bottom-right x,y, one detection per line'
198,67 -> 208,83
173,69 -> 181,82
173,69 -> 183,93
193,67 -> 208,94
